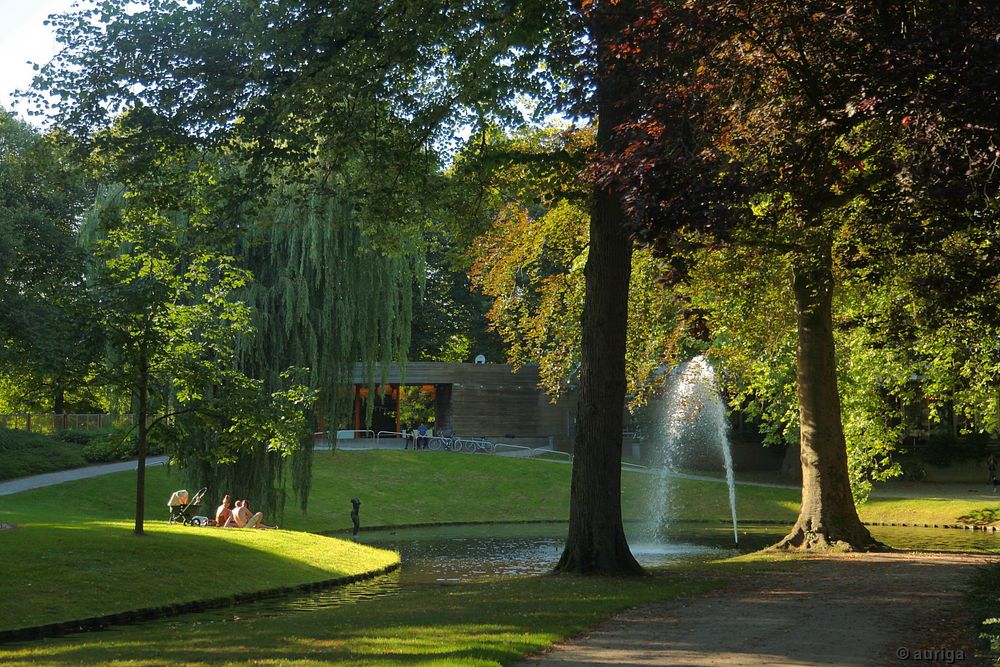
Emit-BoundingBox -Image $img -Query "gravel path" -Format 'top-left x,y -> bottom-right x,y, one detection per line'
519,552 -> 994,666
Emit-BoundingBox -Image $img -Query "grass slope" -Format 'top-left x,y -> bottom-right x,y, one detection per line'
0,560 -> 749,666
0,524 -> 398,632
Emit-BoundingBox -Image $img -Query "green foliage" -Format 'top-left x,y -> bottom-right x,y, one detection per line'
52,428 -> 105,446
236,180 -> 420,424
0,427 -> 87,480
408,239 -> 504,363
398,386 -> 436,427
202,177 -> 423,516
80,144 -> 321,529
468,127 -> 682,404
80,426 -> 167,463
968,564 -> 1000,664
0,110 -> 98,410
683,244 -> 915,502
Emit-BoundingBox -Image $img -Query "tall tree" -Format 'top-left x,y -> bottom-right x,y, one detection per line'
0,110 -> 97,412
468,126 -> 682,406
82,163 -> 314,535
30,0 -> 651,573
606,0 -> 1000,549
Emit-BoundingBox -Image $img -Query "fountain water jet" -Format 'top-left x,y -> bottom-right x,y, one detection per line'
640,354 -> 738,545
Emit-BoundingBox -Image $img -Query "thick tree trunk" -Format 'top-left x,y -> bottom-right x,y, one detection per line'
134,346 -> 149,537
555,1 -> 642,575
774,243 -> 881,551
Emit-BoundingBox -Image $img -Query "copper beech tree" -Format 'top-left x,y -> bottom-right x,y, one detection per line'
606,1 -> 1000,550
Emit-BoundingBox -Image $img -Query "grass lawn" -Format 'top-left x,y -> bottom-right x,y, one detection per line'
0,523 -> 398,633
0,558 -> 755,666
5,450 -> 1000,638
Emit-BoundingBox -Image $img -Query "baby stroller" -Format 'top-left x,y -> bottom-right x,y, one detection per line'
167,488 -> 208,526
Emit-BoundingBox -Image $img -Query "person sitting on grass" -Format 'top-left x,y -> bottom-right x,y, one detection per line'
214,494 -> 232,527
226,499 -> 276,529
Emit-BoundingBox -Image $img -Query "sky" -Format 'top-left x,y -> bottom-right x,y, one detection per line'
0,0 -> 71,116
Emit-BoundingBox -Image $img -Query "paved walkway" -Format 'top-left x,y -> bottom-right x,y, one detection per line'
519,552 -> 993,666
0,456 -> 168,496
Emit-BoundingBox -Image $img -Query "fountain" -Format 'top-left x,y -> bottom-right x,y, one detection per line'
638,354 -> 739,545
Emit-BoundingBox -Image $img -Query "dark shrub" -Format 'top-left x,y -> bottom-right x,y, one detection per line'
0,427 -> 88,480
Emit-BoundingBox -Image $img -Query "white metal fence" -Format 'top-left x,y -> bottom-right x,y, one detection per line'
363,430 -> 573,461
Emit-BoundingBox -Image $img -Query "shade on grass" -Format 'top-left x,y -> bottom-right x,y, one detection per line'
0,560 -> 745,666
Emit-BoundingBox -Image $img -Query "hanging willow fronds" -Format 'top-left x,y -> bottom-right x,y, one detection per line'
184,177 -> 423,517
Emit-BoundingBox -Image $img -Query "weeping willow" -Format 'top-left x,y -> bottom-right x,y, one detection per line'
183,179 -> 422,519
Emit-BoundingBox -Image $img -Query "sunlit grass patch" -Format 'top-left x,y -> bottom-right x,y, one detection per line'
0,522 -> 398,632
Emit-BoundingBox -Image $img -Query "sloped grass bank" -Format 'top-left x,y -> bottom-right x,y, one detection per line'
290,450 -> 802,531
0,523 -> 398,633
0,559 -> 743,666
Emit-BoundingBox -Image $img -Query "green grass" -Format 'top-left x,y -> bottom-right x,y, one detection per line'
6,449 -> 1000,639
858,496 -> 1000,527
0,558 -> 754,666
968,564 -> 1000,664
0,427 -> 87,480
282,450 -> 802,532
0,451 -> 800,533
0,523 -> 398,632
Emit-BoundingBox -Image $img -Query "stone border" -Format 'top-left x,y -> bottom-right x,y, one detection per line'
325,517 -> 1000,534
863,520 -> 1000,531
0,561 -> 399,645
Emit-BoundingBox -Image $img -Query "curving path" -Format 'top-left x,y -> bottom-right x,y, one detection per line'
0,456 -> 168,496
518,552 -> 993,666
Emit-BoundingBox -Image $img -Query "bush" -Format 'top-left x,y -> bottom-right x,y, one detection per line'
0,427 -> 88,481
82,427 -> 166,463
53,428 -> 111,446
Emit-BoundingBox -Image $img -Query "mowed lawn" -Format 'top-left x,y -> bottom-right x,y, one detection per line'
0,559 -> 749,666
4,450 -> 1000,635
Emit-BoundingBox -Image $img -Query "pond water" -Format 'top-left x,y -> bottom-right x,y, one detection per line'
150,521 -> 1000,630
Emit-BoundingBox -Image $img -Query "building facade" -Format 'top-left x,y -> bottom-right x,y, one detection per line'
349,362 -> 576,450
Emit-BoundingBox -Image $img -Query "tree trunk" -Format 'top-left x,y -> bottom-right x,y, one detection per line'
54,388 -> 65,425
774,242 -> 881,551
134,345 -> 149,537
555,1 -> 643,575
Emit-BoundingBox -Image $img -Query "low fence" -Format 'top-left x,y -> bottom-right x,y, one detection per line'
0,414 -> 136,434
363,430 -> 574,462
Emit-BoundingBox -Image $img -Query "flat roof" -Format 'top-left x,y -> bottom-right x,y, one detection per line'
351,361 -> 542,386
